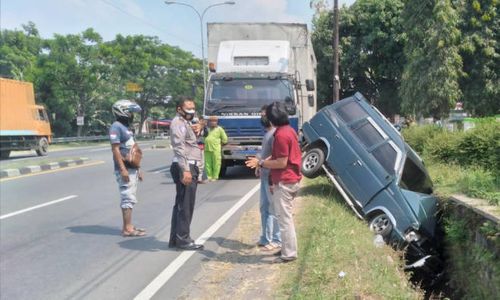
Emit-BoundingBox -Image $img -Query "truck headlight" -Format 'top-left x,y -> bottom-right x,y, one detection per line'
404,231 -> 421,242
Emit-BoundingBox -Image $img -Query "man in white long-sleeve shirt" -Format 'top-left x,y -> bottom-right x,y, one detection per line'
169,97 -> 204,251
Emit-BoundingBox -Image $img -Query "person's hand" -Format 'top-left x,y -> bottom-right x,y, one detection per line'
191,123 -> 203,136
255,167 -> 260,177
138,170 -> 144,182
269,184 -> 274,195
181,170 -> 192,185
245,157 -> 259,169
120,169 -> 130,183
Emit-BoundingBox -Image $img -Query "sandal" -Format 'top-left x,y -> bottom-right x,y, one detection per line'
134,227 -> 146,233
122,229 -> 146,237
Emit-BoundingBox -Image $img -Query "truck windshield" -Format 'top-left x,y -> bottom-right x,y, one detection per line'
206,78 -> 294,115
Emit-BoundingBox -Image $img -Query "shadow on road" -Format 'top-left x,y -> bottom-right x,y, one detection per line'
118,236 -> 173,252
67,225 -> 121,236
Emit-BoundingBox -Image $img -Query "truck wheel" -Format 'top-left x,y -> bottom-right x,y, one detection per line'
301,147 -> 325,178
36,137 -> 49,156
219,162 -> 227,178
0,150 -> 10,159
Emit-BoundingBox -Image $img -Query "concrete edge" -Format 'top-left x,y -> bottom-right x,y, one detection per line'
0,157 -> 91,179
450,194 -> 499,224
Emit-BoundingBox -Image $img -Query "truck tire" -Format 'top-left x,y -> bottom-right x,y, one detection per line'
219,161 -> 227,178
36,137 -> 49,156
301,147 -> 325,178
0,150 -> 10,159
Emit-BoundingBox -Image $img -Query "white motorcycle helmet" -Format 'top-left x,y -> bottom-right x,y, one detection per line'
112,99 -> 142,120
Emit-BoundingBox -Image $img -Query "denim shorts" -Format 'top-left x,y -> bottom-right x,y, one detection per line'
115,168 -> 139,209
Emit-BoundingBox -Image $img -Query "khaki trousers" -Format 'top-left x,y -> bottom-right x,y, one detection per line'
272,181 -> 300,260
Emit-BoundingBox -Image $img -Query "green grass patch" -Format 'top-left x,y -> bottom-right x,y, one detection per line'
0,157 -> 86,170
278,177 -> 423,299
50,141 -> 110,150
426,160 -> 500,206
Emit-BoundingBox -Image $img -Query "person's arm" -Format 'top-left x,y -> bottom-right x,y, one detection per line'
111,143 -> 129,182
220,127 -> 228,145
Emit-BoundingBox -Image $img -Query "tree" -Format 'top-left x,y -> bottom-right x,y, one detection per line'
102,35 -> 202,133
311,0 -> 406,117
37,29 -> 111,136
0,22 -> 42,81
457,0 -> 499,116
400,0 -> 463,119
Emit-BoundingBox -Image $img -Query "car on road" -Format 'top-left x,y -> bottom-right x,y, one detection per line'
300,92 -> 439,264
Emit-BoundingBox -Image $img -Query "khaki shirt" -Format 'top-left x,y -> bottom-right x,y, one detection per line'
170,115 -> 202,171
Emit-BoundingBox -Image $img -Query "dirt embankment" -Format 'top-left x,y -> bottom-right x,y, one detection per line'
177,199 -> 305,299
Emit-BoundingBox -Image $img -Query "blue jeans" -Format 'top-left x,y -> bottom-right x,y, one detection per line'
259,173 -> 281,245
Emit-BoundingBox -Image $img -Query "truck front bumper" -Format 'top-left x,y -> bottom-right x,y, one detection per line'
222,144 -> 262,160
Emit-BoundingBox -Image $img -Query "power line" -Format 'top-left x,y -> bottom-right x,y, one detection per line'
99,0 -> 201,48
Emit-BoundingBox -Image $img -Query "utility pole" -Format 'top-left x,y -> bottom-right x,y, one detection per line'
332,0 -> 340,102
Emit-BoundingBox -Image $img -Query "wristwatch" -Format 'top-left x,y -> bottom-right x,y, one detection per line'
258,159 -> 264,167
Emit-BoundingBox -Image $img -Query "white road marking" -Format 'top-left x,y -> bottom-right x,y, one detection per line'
134,183 -> 261,300
153,167 -> 170,174
0,195 -> 78,220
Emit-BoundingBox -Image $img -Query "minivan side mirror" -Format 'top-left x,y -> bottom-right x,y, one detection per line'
305,79 -> 315,91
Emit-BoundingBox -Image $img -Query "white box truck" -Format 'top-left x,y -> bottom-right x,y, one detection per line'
204,23 -> 317,176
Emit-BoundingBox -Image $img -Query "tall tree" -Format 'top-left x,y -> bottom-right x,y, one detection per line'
457,0 -> 499,116
400,0 -> 463,119
102,35 -> 202,133
38,29 -> 111,136
0,22 -> 42,81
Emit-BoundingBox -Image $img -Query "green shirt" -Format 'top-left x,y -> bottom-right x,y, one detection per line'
204,126 -> 228,152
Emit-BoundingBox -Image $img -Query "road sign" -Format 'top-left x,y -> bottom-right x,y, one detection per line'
126,82 -> 143,92
76,116 -> 84,126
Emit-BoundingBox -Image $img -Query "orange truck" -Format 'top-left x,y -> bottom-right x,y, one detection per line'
0,78 -> 52,158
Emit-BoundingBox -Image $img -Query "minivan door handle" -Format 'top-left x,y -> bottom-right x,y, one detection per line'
352,160 -> 362,166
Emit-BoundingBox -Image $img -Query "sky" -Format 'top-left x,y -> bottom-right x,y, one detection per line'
1,0 -> 355,58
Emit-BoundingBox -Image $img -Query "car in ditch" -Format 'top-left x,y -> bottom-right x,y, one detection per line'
300,92 -> 439,265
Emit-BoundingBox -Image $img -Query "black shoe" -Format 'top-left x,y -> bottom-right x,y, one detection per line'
176,242 -> 204,251
273,250 -> 282,256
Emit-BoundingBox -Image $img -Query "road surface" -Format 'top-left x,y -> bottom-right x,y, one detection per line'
0,144 -> 260,299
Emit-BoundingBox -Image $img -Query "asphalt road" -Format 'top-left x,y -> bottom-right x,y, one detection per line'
0,144 -> 261,299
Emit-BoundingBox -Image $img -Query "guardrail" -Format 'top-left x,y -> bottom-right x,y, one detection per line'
51,134 -> 160,144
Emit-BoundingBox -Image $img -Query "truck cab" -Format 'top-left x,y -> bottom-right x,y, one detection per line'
205,24 -> 317,176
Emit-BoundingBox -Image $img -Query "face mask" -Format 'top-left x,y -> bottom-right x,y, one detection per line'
180,108 -> 195,121
260,115 -> 271,128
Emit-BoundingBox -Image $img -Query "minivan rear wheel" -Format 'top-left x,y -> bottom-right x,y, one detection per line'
369,213 -> 393,239
301,147 -> 325,178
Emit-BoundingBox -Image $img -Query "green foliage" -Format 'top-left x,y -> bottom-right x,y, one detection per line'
0,23 -> 202,137
442,206 -> 500,298
403,122 -> 500,204
400,0 -> 463,119
312,0 -> 499,118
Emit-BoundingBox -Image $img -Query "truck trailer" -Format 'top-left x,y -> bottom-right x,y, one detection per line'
0,78 -> 52,158
205,23 -> 317,176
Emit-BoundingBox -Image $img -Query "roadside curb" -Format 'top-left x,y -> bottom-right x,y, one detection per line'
0,157 -> 90,179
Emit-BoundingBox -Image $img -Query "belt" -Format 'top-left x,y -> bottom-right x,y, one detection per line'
172,157 -> 198,165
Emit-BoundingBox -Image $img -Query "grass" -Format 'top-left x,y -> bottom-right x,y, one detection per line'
426,160 -> 500,206
49,141 -> 109,150
278,177 -> 423,299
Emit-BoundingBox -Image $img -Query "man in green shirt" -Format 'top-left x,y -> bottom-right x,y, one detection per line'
204,116 -> 228,181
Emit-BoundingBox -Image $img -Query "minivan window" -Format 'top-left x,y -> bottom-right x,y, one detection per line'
352,120 -> 384,149
372,143 -> 397,174
336,101 -> 367,123
400,156 -> 433,194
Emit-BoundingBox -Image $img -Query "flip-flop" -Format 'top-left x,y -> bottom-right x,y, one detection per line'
134,227 -> 146,233
122,230 -> 146,237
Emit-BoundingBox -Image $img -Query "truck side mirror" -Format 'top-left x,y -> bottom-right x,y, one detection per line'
305,79 -> 315,91
308,95 -> 315,107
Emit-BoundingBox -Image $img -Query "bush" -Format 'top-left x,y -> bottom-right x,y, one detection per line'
402,121 -> 500,175
402,125 -> 443,154
459,167 -> 500,205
